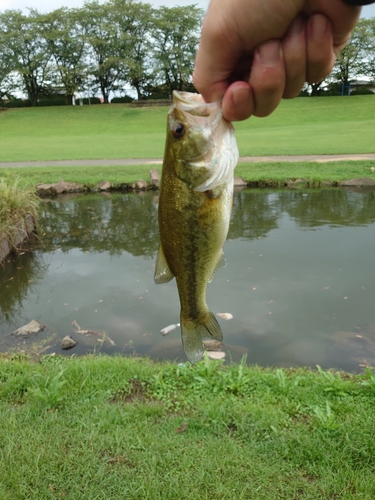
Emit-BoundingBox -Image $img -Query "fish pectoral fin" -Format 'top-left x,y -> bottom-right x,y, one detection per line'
154,244 -> 175,284
208,250 -> 227,284
181,312 -> 223,364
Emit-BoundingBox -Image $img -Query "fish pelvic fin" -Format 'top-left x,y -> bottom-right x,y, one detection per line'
154,244 -> 174,284
181,312 -> 223,364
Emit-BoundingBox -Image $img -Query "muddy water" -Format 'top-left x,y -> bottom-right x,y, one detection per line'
1,188 -> 374,372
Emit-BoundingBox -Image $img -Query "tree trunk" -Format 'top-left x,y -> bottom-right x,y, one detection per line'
310,82 -> 322,97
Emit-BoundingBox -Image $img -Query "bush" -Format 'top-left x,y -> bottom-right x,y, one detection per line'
145,91 -> 170,100
4,99 -> 31,108
38,96 -> 67,106
81,97 -> 101,105
321,89 -> 342,97
111,96 -> 133,103
350,87 -> 374,96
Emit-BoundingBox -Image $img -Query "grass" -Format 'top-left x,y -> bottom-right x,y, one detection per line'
0,177 -> 40,244
0,96 -> 374,162
236,160 -> 375,187
1,160 -> 375,191
0,164 -> 162,189
1,354 -> 375,499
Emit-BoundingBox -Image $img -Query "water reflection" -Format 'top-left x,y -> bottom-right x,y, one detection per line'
0,245 -> 47,324
0,188 -> 374,372
40,192 -> 160,256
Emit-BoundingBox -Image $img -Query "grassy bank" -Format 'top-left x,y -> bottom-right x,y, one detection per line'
0,96 -> 374,162
0,177 -> 39,244
1,160 -> 375,190
1,354 -> 375,499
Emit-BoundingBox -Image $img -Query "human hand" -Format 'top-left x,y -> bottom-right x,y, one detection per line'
193,0 -> 361,121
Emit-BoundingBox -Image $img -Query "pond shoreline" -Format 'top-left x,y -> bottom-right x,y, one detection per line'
33,174 -> 375,197
0,214 -> 36,264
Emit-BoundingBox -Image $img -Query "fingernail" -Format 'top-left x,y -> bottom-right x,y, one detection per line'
288,15 -> 304,36
232,86 -> 251,109
257,41 -> 281,66
310,14 -> 330,40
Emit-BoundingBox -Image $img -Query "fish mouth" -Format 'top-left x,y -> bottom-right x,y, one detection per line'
172,90 -> 222,124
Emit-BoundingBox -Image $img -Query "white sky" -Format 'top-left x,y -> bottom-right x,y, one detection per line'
0,0 -> 209,12
1,0 -> 375,18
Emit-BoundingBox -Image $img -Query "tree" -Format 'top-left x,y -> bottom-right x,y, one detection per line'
0,21 -> 15,103
361,18 -> 375,82
0,9 -> 52,106
332,19 -> 373,86
41,8 -> 87,104
109,0 -> 154,100
79,1 -> 123,103
151,6 -> 203,95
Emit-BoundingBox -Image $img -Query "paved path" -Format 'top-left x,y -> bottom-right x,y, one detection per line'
1,153 -> 375,168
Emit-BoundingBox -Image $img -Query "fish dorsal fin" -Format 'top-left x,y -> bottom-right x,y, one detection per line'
154,244 -> 175,284
208,250 -> 226,284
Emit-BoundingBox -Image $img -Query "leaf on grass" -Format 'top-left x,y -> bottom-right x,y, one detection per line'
175,422 -> 188,433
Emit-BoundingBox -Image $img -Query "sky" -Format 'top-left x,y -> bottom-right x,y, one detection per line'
0,0 -> 209,12
1,0 -> 375,18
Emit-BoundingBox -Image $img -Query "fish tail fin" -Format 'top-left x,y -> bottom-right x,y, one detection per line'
181,312 -> 223,364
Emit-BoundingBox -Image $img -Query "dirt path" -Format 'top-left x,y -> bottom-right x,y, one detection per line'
1,153 -> 375,168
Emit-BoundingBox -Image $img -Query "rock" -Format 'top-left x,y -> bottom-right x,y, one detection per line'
340,177 -> 375,187
207,351 -> 226,360
203,339 -> 223,351
98,181 -> 111,191
131,179 -> 148,191
216,312 -> 233,320
150,170 -> 160,188
60,335 -> 77,350
234,176 -> 248,187
12,320 -> 45,337
36,180 -> 82,196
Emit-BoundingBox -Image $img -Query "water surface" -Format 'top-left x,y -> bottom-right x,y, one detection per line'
1,188 -> 374,372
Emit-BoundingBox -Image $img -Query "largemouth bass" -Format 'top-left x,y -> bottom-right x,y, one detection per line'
154,91 -> 239,363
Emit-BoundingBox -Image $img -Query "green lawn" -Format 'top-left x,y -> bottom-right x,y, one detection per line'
1,160 -> 374,190
1,354 -> 375,499
0,95 -> 374,162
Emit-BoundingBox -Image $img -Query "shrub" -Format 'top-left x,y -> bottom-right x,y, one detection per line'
82,97 -> 101,105
4,99 -> 31,108
38,96 -> 67,106
350,87 -> 374,96
111,96 -> 133,103
321,89 -> 342,97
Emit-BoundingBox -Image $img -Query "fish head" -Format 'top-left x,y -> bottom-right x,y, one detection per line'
166,91 -> 239,192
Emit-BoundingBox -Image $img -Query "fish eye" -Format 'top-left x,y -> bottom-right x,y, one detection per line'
172,123 -> 185,139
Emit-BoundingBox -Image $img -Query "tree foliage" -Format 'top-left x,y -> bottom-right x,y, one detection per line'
0,1 -> 204,105
0,4 -> 373,105
0,9 -> 52,105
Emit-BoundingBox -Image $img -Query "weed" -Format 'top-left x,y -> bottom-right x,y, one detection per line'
316,365 -> 353,397
312,400 -> 339,430
27,369 -> 67,409
0,177 -> 39,247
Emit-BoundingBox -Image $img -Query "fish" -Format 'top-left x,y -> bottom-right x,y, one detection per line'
154,90 -> 239,363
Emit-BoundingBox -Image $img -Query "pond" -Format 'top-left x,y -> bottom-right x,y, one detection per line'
1,187 -> 375,372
